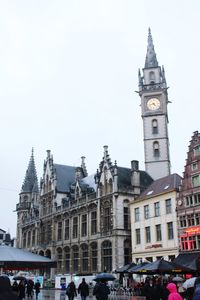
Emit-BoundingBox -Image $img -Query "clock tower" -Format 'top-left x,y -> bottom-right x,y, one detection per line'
138,28 -> 171,180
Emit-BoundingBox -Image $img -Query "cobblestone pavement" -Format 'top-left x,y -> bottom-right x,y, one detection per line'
36,289 -> 134,300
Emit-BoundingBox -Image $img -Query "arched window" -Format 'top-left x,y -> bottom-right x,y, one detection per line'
101,240 -> 112,272
149,71 -> 155,84
152,119 -> 158,134
124,239 -> 131,265
23,232 -> 26,248
64,246 -> 70,274
103,201 -> 111,232
72,245 -> 79,273
56,247 -> 63,274
81,244 -> 89,272
45,249 -> 51,259
153,141 -> 160,157
90,242 -> 98,272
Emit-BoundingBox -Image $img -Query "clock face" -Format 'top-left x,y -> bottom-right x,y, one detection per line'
147,98 -> 160,110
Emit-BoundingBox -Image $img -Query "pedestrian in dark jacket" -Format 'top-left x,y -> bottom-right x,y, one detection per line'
27,279 -> 34,299
66,281 -> 77,300
141,278 -> 154,300
93,279 -> 110,300
18,280 -> 26,300
192,277 -> 200,300
0,276 -> 18,300
34,280 -> 41,300
78,278 -> 89,300
12,281 -> 19,297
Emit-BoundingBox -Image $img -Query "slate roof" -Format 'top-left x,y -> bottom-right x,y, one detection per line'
81,174 -> 96,191
137,173 -> 182,200
0,245 -> 56,268
21,150 -> 39,194
54,164 -> 76,193
117,167 -> 153,191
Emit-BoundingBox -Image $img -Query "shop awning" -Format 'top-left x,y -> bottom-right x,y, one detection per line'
0,245 -> 57,269
115,262 -> 136,273
173,252 -> 200,272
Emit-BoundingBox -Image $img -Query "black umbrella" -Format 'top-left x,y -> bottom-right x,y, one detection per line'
115,262 -> 136,273
13,276 -> 27,281
130,259 -> 175,275
93,273 -> 116,282
128,262 -> 149,273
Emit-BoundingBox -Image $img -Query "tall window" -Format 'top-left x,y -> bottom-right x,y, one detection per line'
156,224 -> 162,241
194,146 -> 200,156
73,217 -> 78,238
27,231 -> 31,247
167,222 -> 174,240
32,230 -> 35,246
144,205 -> 150,219
154,202 -> 160,217
91,211 -> 97,235
64,247 -> 70,273
153,141 -> 160,157
152,119 -> 158,134
101,240 -> 112,272
145,226 -> 151,243
81,214 -> 87,237
90,242 -> 98,272
180,215 -> 187,227
72,245 -> 79,273
136,228 -> 141,244
81,244 -> 88,272
64,219 -> 70,240
135,207 -> 140,222
103,206 -> 111,231
192,175 -> 200,187
124,239 -> 131,265
56,248 -> 63,273
57,222 -> 62,241
124,207 -> 129,230
165,199 -> 172,214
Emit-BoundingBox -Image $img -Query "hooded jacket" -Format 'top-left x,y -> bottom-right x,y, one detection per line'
167,283 -> 183,300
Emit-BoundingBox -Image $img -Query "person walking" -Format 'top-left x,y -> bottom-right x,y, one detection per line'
0,275 -> 18,300
34,279 -> 41,300
12,280 -> 19,297
66,281 -> 77,300
141,277 -> 154,300
18,280 -> 26,300
191,277 -> 200,300
78,278 -> 89,300
166,282 -> 183,300
93,279 -> 110,300
26,279 -> 34,299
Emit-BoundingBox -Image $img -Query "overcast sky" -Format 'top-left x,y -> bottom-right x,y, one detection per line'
1,0 -> 200,237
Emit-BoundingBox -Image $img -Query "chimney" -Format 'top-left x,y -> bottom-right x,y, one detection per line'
131,160 -> 140,195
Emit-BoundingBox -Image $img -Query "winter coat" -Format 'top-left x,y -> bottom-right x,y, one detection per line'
0,276 -> 18,300
141,283 -> 155,300
66,282 -> 77,297
192,284 -> 200,300
78,281 -> 89,297
167,283 -> 183,300
93,282 -> 110,300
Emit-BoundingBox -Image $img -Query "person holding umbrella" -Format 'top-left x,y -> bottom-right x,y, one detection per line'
93,279 -> 110,300
191,277 -> 200,300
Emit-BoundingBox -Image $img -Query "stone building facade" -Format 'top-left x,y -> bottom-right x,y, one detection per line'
16,147 -> 153,277
177,131 -> 200,251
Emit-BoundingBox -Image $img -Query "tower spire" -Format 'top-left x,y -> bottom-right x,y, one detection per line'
21,148 -> 39,193
145,28 -> 158,68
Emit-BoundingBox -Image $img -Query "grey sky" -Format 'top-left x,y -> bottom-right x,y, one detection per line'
1,0 -> 200,237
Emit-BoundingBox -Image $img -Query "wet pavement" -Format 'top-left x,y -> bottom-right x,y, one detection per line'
36,289 -> 134,300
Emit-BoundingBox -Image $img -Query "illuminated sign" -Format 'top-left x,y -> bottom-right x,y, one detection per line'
184,226 -> 200,235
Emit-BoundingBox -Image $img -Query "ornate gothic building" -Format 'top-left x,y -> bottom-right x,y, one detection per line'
16,147 -> 153,277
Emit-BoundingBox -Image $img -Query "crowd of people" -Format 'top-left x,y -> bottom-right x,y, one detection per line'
0,276 -> 41,300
